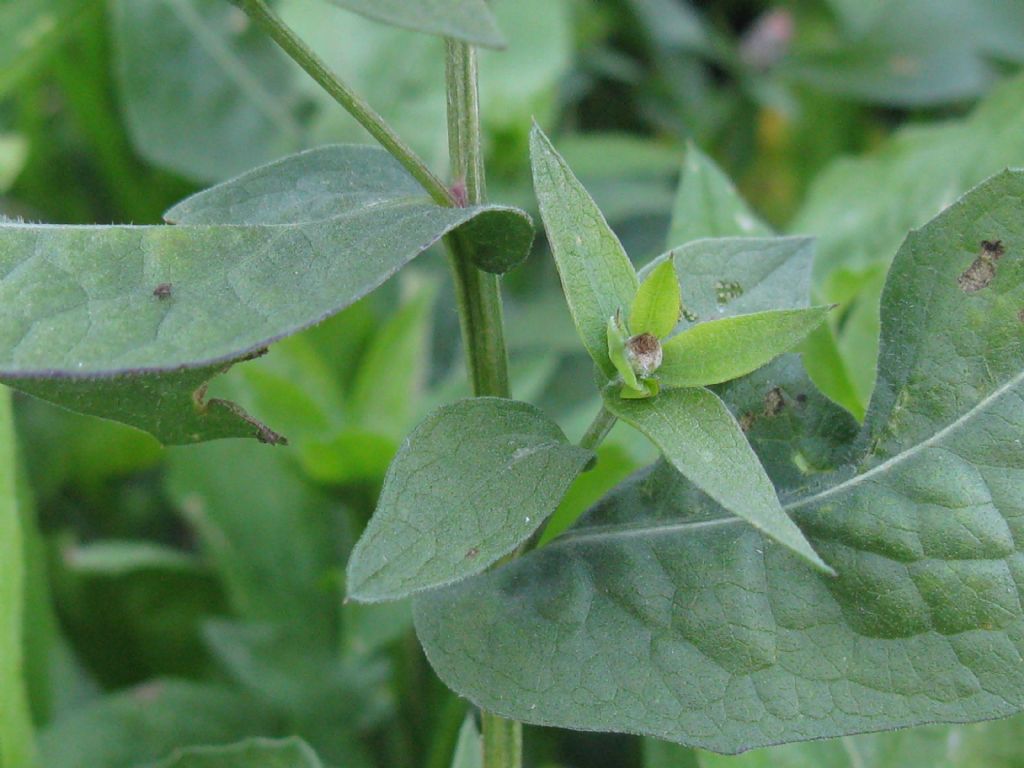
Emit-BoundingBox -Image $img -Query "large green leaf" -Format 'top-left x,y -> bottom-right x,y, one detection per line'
346,398 -> 592,602
324,0 -> 502,48
415,170 -> 1024,751
667,143 -> 771,249
699,713 -> 1024,767
793,74 -> 1024,410
114,0 -> 570,182
153,738 -> 323,768
531,125 -> 639,378
37,681 -> 278,768
113,0 -> 306,183
604,387 -> 828,572
0,388 -> 34,767
0,146 -> 531,444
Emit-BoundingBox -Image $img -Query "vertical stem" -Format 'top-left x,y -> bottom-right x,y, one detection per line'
445,39 -> 518,768
482,711 -> 522,768
444,41 -> 510,400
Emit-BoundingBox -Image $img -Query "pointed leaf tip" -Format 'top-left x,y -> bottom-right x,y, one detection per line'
530,125 -> 639,378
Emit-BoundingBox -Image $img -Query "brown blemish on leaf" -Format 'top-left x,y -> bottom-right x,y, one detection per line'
763,387 -> 786,417
1017,309 -> 1024,323
739,412 -> 756,433
795,392 -> 808,405
192,377 -> 287,446
982,239 -> 1005,258
152,282 -> 172,299
465,547 -> 479,559
958,239 -> 1006,293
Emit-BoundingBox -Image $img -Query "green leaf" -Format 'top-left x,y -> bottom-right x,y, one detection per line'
659,308 -> 830,388
413,169 -> 1024,751
631,258 -> 681,339
153,738 -> 323,768
667,143 -> 771,248
0,387 -> 35,767
799,324 -> 865,422
201,621 -> 390,746
450,716 -> 483,768
788,0 -> 1024,106
167,145 -> 533,275
603,387 -> 828,572
165,440 -> 341,638
324,0 -> 503,48
639,237 -> 814,326
38,681 -> 278,768
0,146 -> 531,444
699,714 -> 1024,768
794,74 -> 1024,408
531,124 -> 639,378
113,0 -> 306,184
715,354 -> 859,492
346,398 -> 592,602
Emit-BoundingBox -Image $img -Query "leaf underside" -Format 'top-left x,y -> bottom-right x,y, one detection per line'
0,145 -> 532,444
414,170 -> 1024,751
325,0 -> 504,48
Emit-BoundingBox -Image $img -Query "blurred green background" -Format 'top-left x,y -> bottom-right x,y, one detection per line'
3,0 -> 1024,766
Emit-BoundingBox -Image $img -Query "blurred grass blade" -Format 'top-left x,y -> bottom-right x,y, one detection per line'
0,386 -> 36,768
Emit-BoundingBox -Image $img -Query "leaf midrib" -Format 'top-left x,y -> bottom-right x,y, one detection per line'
557,366 -> 1024,547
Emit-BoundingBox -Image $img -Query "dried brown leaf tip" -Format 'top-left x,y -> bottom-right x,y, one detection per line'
152,282 -> 173,299
763,387 -> 786,417
958,239 -> 1006,293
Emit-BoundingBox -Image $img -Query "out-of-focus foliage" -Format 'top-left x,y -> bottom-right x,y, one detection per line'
3,0 -> 1024,766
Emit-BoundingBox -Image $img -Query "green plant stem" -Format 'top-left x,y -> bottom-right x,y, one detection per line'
445,41 -> 510,398
445,38 -> 516,768
482,711 -> 521,768
232,0 -> 452,207
579,406 -> 618,452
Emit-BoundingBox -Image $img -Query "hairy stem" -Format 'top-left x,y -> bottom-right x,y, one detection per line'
232,0 -> 453,207
445,40 -> 510,399
445,38 -> 516,767
579,406 -> 618,452
482,711 -> 522,768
